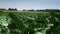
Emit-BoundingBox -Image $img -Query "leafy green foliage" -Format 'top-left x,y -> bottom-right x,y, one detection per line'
0,11 -> 60,34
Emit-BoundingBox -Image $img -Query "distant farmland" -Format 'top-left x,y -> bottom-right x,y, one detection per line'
0,10 -> 60,14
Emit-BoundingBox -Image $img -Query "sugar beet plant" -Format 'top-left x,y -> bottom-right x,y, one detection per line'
0,11 -> 60,34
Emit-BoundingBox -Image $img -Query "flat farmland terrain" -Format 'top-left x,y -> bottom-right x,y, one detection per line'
0,11 -> 60,34
0,10 -> 60,14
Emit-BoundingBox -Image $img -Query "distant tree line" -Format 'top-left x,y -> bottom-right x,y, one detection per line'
0,8 -> 60,12
27,9 -> 34,11
8,8 -> 17,11
22,9 -> 60,12
0,8 -> 17,11
0,8 -> 6,10
22,9 -> 35,11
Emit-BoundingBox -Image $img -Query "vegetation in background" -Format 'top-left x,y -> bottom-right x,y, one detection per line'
0,8 -> 60,12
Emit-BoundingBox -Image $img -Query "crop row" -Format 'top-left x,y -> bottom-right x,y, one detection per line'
0,12 -> 60,34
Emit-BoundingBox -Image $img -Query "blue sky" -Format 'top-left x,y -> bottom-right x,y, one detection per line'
0,0 -> 60,10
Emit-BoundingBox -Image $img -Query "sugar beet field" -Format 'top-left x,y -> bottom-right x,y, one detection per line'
0,11 -> 60,34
